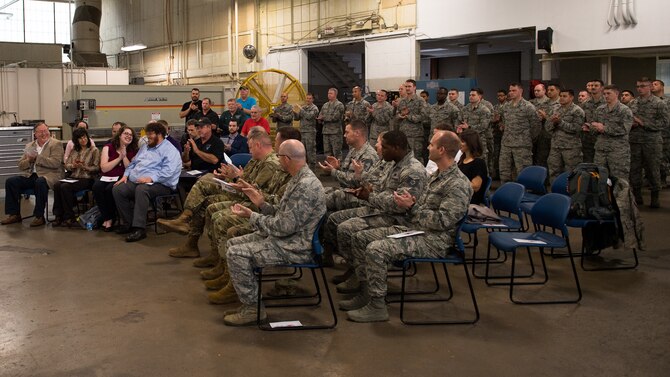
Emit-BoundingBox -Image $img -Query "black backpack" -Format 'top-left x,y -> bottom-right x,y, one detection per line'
567,163 -> 615,220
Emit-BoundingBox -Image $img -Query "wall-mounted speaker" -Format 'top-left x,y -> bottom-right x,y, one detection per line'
537,27 -> 553,53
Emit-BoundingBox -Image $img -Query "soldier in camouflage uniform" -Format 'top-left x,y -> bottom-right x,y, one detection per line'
328,131 -> 427,292
498,83 -> 540,182
269,92 -> 294,129
581,80 -> 605,163
345,86 -> 371,124
490,90 -> 507,180
652,79 -> 670,187
338,131 -> 472,322
293,93 -> 319,169
531,84 -> 560,170
223,140 -> 326,326
396,79 -> 429,163
367,89 -> 394,144
159,128 -> 280,261
628,77 -> 669,207
586,85 -> 633,180
318,88 -> 345,159
448,88 -> 464,111
196,127 -> 301,289
480,95 -> 495,169
319,120 -> 379,211
546,89 -> 585,181
458,88 -> 492,161
430,87 -> 461,134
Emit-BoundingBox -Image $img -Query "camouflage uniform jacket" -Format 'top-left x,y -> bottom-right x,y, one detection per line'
243,152 -> 282,191
353,158 -> 393,191
592,102 -> 633,152
396,94 -> 428,137
271,102 -> 294,128
320,100 -> 345,135
401,163 -> 473,244
582,96 -> 606,123
346,98 -> 371,123
450,99 -> 464,111
430,102 -> 461,131
294,103 -> 319,134
628,95 -> 669,144
659,96 -> 670,138
545,102 -> 585,149
368,101 -> 394,130
367,151 -> 427,214
249,165 -> 326,253
492,101 -> 506,136
261,169 -> 292,206
461,102 -> 492,137
530,96 -> 558,139
500,98 -> 539,147
332,142 -> 379,187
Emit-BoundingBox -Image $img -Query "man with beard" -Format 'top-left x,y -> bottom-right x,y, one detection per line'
113,122 -> 182,242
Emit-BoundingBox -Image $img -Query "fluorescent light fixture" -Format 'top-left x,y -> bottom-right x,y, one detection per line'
421,48 -> 450,53
121,43 -> 147,52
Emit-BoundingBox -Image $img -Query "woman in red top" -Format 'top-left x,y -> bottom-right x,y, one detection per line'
241,106 -> 270,136
92,125 -> 139,231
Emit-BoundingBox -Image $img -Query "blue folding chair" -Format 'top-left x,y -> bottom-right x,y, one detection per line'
229,153 -> 252,168
462,182 -> 527,278
255,216 -> 337,330
482,176 -> 493,207
389,216 -> 480,325
485,193 -> 582,304
551,171 -> 570,195
517,166 -> 548,220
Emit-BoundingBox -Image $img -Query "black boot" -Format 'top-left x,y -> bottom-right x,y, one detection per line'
650,190 -> 660,209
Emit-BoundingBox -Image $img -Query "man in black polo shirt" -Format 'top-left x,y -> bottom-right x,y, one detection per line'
194,97 -> 220,132
179,88 -> 203,127
183,118 -> 224,172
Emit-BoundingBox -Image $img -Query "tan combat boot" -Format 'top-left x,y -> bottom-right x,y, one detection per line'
168,234 -> 200,258
203,268 -> 230,290
200,258 -> 225,280
208,281 -> 239,305
223,303 -> 266,326
157,209 -> 193,235
193,250 -> 220,268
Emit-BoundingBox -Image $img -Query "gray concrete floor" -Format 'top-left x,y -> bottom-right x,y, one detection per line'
1,187 -> 669,377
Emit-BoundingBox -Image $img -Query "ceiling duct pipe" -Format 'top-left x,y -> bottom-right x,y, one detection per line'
71,0 -> 108,67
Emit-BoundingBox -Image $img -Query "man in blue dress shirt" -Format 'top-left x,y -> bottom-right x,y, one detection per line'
113,122 -> 182,242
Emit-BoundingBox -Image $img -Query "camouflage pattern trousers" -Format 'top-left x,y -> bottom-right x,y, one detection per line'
407,135 -> 425,165
302,132 -> 317,169
322,206 -> 380,251
547,147 -> 582,181
595,147 -> 630,181
630,141 -> 663,192
350,226 -> 451,298
325,188 -> 365,212
322,133 -> 343,159
336,214 -> 398,261
226,233 -> 312,305
204,201 -> 253,259
499,145 -> 532,182
184,174 -> 243,237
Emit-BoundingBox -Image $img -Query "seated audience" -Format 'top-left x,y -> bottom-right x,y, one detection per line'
221,120 -> 249,156
52,128 -> 100,227
180,119 -> 199,151
182,118 -> 225,172
457,129 -> 489,205
219,98 -> 249,136
92,125 -> 139,231
112,122 -> 182,242
106,121 -> 124,144
1,122 -> 64,227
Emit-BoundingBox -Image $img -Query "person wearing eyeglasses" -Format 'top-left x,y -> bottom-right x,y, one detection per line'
92,125 -> 139,231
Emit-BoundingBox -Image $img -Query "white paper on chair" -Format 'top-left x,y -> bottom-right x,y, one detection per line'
387,230 -> 425,239
212,177 -> 237,193
482,223 -> 507,227
187,170 -> 203,175
100,176 -> 119,182
512,238 -> 547,245
223,153 -> 232,165
269,320 -> 303,328
59,179 -> 78,183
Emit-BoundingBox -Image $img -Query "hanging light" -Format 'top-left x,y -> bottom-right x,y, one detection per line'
121,43 -> 147,52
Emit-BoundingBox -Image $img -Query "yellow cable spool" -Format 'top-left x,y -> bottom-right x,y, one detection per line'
237,69 -> 307,130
